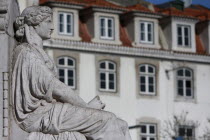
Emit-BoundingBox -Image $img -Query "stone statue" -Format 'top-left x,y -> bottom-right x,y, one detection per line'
12,6 -> 132,140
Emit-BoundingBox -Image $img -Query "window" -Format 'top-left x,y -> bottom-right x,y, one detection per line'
177,25 -> 191,47
140,21 -> 154,44
100,17 -> 114,40
139,64 -> 156,95
178,125 -> 195,140
99,61 -> 116,92
58,12 -> 73,35
58,57 -> 75,88
177,68 -> 193,98
140,123 -> 157,140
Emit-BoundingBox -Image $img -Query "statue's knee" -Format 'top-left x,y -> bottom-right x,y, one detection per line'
103,112 -> 116,120
117,119 -> 128,128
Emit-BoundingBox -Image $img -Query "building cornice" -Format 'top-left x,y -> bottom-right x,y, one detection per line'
44,39 -> 210,64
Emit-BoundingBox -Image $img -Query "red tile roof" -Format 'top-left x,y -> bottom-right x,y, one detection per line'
40,0 -> 126,10
40,0 -> 210,55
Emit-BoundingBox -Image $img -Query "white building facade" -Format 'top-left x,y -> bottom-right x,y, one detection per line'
16,0 -> 210,140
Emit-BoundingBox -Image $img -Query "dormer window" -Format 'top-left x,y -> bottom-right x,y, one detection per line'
100,17 -> 114,40
58,12 -> 73,35
177,25 -> 191,47
140,21 -> 154,44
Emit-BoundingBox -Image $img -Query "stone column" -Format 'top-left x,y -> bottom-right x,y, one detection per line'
0,0 -> 19,140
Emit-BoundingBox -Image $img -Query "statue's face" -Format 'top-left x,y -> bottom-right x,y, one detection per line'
34,16 -> 54,40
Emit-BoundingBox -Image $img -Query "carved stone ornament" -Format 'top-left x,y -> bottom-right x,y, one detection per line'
12,6 -> 132,140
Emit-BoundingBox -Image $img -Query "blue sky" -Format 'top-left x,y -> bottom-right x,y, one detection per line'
144,0 -> 210,8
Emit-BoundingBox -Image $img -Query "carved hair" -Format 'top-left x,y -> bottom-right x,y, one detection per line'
14,6 -> 52,41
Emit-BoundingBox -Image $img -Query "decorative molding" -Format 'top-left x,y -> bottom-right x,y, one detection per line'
44,39 -> 210,64
3,72 -> 8,137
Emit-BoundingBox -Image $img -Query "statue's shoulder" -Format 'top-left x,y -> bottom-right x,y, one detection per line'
14,43 -> 38,59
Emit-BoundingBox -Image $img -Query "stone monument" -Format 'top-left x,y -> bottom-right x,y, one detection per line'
7,5 -> 132,140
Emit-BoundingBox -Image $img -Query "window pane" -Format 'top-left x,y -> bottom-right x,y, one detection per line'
179,128 -> 185,136
150,125 -> 155,134
149,77 -> 154,84
186,89 -> 192,96
141,33 -> 145,41
109,74 -> 114,81
109,63 -> 114,70
149,85 -> 154,93
178,88 -> 184,96
148,33 -> 152,42
178,80 -> 183,88
177,70 -> 183,76
178,37 -> 183,45
68,70 -> 73,77
59,69 -> 64,76
59,58 -> 65,65
108,19 -> 112,28
68,79 -> 74,86
141,23 -> 145,32
109,82 -> 114,90
186,80 -> 191,88
187,128 -> 193,137
68,59 -> 74,66
148,66 -> 154,73
100,73 -> 106,80
148,24 -> 152,32
67,15 -> 71,33
178,26 -> 182,36
100,62 -> 106,69
141,137 -> 147,140
185,37 -> 189,46
141,85 -> 146,92
59,77 -> 64,83
185,70 -> 191,77
100,81 -> 106,89
140,76 -> 145,84
100,18 -> 105,36
141,125 -> 146,133
108,29 -> 112,37
140,66 -> 146,72
59,14 -> 64,32
150,138 -> 155,140
184,27 -> 189,36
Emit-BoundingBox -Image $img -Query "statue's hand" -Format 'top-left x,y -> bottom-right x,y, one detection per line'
88,96 -> 106,110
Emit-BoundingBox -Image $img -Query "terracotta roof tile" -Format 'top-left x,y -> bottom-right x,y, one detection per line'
196,34 -> 206,54
126,4 -> 153,13
40,0 -> 126,10
79,20 -> 91,42
120,25 -> 132,47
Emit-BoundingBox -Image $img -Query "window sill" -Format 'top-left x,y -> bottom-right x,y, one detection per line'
132,42 -> 161,49
174,97 -> 197,103
138,93 -> 159,100
92,38 -> 122,45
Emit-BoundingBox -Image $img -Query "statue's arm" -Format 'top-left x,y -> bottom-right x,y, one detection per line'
52,78 -> 89,108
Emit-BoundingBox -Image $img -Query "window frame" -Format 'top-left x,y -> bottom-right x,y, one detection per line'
139,21 -> 154,44
58,12 -> 74,36
139,64 -> 156,95
99,60 -> 117,92
57,56 -> 76,89
140,123 -> 158,140
99,16 -> 115,40
176,67 -> 194,99
177,125 -> 195,140
177,24 -> 191,47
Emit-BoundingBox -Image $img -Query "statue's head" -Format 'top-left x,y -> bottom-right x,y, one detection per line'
15,6 -> 54,41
